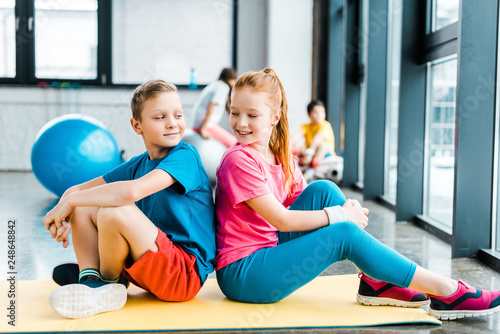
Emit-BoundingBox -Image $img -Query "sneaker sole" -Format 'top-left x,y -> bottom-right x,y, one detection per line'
49,283 -> 127,319
357,293 -> 430,308
430,304 -> 500,320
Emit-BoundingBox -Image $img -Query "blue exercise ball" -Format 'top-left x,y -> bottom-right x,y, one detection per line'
31,114 -> 123,197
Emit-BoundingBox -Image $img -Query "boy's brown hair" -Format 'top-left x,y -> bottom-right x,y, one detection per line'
131,80 -> 177,121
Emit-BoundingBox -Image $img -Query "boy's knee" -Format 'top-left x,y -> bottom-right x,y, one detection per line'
72,206 -> 88,218
71,206 -> 97,224
97,205 -> 132,228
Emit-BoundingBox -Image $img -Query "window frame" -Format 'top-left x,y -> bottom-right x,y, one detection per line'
0,0 -> 237,88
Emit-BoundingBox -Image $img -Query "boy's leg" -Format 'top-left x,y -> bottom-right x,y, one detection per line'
49,204 -> 158,319
70,206 -> 101,271
96,204 -> 159,280
97,204 -> 201,302
309,133 -> 329,168
312,142 -> 329,167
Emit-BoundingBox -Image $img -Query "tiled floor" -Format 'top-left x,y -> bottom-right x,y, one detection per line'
1,171 -> 500,333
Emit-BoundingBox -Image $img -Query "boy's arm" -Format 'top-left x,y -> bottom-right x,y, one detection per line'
59,176 -> 106,201
48,176 -> 107,247
43,169 -> 176,232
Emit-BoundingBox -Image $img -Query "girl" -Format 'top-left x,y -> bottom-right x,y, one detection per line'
192,67 -> 237,148
214,68 -> 500,320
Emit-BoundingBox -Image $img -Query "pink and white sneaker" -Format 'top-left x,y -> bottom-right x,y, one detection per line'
429,280 -> 500,320
357,273 -> 429,308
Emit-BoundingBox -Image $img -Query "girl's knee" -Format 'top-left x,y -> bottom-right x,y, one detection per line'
309,180 -> 346,204
328,221 -> 363,237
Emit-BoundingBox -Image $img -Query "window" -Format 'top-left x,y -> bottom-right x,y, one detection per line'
424,56 -> 457,232
357,0 -> 369,188
0,0 -> 15,78
432,0 -> 459,31
112,0 -> 233,85
1,0 -> 235,86
34,0 -> 98,79
384,0 -> 402,204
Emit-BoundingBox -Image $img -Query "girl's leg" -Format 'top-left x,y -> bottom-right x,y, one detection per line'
277,180 -> 345,244
218,221 -> 416,303
206,124 -> 237,148
96,204 -> 159,280
410,266 -> 457,296
290,182 -> 455,297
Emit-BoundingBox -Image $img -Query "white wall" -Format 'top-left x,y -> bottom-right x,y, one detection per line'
267,0 -> 313,135
0,87 -> 200,170
1,0 -> 313,171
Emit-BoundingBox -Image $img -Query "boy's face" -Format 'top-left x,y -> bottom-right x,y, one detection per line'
131,91 -> 185,158
309,105 -> 326,125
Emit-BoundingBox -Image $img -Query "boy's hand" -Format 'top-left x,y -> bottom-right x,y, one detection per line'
54,221 -> 71,248
342,199 -> 369,229
43,198 -> 74,245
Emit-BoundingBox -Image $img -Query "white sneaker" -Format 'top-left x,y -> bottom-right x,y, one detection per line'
49,283 -> 127,318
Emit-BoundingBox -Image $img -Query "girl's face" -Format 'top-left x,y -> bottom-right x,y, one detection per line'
230,88 -> 280,149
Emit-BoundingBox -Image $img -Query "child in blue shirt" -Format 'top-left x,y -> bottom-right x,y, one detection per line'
43,79 -> 215,319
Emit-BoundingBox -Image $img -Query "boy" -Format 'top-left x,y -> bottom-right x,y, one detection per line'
43,80 -> 216,318
292,100 -> 336,169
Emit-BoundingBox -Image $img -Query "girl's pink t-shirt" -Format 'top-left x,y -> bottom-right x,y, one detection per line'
214,143 -> 307,270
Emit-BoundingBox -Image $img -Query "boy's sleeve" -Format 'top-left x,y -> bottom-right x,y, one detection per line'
102,154 -> 142,183
156,146 -> 202,195
218,149 -> 271,207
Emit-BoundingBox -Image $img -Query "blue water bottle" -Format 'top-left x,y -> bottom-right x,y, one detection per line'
188,68 -> 198,90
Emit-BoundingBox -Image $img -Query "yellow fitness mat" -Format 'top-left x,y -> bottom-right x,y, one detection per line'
1,274 -> 440,332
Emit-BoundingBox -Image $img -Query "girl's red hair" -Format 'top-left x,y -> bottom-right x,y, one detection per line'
233,68 -> 296,195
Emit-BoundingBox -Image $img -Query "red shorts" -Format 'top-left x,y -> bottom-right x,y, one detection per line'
122,228 -> 201,301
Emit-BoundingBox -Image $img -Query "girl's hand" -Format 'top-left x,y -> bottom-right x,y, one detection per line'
200,127 -> 213,139
342,199 -> 369,229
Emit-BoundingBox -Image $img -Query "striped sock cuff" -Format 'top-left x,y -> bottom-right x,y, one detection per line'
79,268 -> 102,283
101,276 -> 119,284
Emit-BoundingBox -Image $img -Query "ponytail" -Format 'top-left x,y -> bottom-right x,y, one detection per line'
233,68 -> 296,195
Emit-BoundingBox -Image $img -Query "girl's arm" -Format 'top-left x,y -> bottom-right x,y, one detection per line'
43,169 -> 176,231
245,194 -> 368,232
199,102 -> 217,139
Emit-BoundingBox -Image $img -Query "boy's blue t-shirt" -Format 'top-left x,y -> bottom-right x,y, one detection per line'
102,141 -> 215,283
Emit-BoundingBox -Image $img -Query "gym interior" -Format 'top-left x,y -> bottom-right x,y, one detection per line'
1,0 -> 500,333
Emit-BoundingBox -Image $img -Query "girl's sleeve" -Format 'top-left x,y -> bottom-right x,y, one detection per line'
211,83 -> 230,105
218,149 -> 271,207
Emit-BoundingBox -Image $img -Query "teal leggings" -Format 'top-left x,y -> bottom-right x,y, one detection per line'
216,180 -> 417,303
